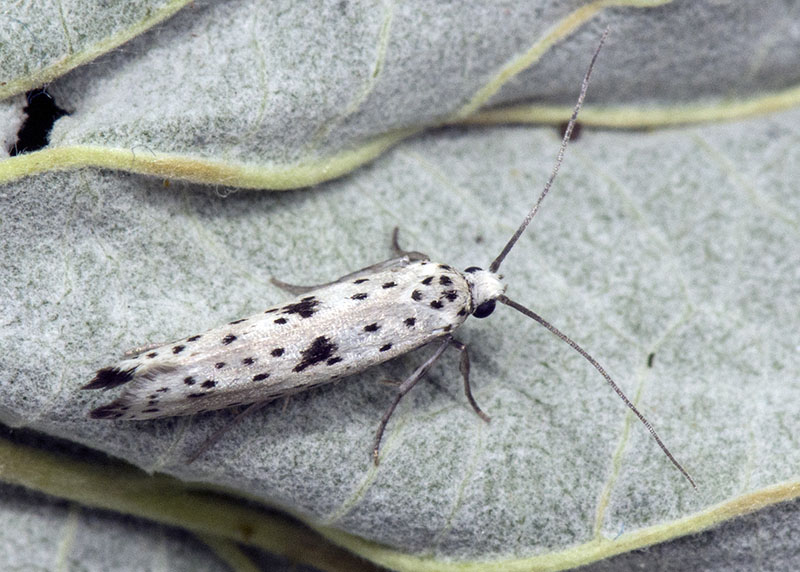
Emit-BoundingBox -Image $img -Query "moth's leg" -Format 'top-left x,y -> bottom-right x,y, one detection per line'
390,227 -> 429,261
271,229 -> 429,296
448,338 -> 491,422
270,277 -> 318,296
185,400 -> 273,464
373,336 -> 452,465
271,261 -> 410,295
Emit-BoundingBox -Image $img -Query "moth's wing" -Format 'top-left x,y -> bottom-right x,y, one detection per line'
85,260 -> 472,420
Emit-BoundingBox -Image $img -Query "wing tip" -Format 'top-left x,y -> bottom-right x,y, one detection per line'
82,366 -> 137,390
88,400 -> 127,419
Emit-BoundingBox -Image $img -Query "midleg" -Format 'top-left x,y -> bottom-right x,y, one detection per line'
448,338 -> 491,423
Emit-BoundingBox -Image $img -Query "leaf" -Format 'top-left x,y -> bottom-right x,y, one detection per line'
1,1 -> 799,571
2,107 -> 800,569
0,479 -> 234,572
3,1 -> 799,187
0,0 -> 192,99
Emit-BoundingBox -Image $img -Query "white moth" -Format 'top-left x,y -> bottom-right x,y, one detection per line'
83,31 -> 695,487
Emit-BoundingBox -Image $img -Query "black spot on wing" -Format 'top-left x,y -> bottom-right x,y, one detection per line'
274,317 -> 288,325
411,290 -> 422,301
421,276 -> 433,285
183,376 -> 196,385
271,348 -> 285,357
242,357 -> 255,365
404,317 -> 416,327
439,275 -> 452,285
327,356 -> 343,365
201,380 -> 217,388
229,318 -> 247,325
382,281 -> 397,289
282,296 -> 319,318
187,392 -> 210,398
82,367 -> 137,390
364,323 -> 380,332
353,278 -> 369,284
443,290 -> 458,301
379,343 -> 392,352
253,373 -> 270,381
172,345 -> 185,354
351,292 -> 368,300
430,300 -> 444,309
187,335 -> 202,342
146,352 -> 158,359
215,362 -> 225,369
294,336 -> 338,372
221,334 -> 237,345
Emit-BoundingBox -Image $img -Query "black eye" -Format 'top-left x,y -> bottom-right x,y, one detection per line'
473,299 -> 495,318
464,266 -> 482,273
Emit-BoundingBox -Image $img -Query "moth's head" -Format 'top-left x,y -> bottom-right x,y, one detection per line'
463,267 -> 506,318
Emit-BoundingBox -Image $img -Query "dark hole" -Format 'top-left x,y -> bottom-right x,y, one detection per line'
9,89 -> 69,156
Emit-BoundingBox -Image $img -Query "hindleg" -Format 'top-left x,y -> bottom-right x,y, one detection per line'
271,228 -> 429,295
185,400 -> 272,464
373,336 -> 451,465
390,227 -> 429,261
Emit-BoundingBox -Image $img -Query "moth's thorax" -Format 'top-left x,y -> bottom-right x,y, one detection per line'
463,268 -> 506,308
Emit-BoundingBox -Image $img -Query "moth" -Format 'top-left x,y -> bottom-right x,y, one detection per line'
83,30 -> 695,487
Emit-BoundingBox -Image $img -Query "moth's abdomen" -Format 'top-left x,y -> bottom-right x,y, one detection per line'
84,260 -> 472,420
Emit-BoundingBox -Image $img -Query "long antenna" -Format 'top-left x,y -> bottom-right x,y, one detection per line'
498,295 -> 697,488
489,28 -> 608,273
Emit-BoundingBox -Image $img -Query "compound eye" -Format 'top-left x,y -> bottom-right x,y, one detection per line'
472,299 -> 496,319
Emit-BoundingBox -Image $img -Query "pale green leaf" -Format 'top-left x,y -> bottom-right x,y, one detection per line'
0,0 -> 192,98
2,107 -> 799,569
1,1 -> 799,571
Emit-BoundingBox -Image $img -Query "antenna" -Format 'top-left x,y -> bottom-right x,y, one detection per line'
489,28 -> 608,273
488,29 -> 697,488
498,296 -> 696,488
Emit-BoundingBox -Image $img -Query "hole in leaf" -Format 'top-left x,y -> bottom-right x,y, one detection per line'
9,89 -> 69,156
